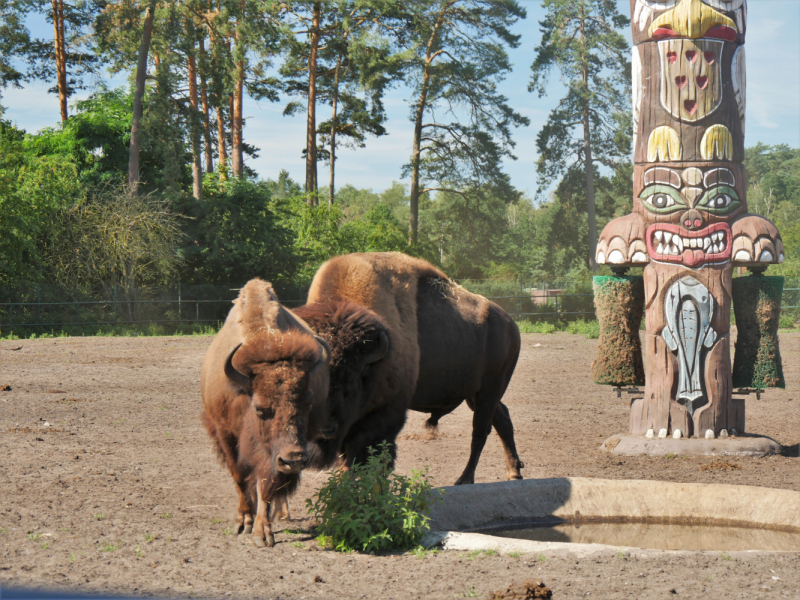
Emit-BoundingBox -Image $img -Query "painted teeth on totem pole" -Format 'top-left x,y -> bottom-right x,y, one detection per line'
593,0 -> 786,440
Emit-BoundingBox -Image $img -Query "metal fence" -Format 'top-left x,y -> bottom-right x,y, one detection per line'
0,279 -> 797,332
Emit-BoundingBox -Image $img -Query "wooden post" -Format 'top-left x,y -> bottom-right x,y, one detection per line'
595,0 -> 785,438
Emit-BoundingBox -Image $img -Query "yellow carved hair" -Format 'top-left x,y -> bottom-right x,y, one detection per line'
647,126 -> 683,162
700,124 -> 733,160
649,0 -> 737,39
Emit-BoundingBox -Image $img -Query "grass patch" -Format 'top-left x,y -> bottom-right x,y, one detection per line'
507,551 -> 520,558
537,553 -> 547,562
101,542 -> 120,552
92,513 -> 105,521
143,533 -> 154,542
160,513 -> 172,519
410,546 -> 440,559
516,318 -> 600,338
1,322 -> 221,340
290,541 -> 305,549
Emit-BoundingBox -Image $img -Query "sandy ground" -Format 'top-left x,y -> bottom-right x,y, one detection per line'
0,331 -> 799,600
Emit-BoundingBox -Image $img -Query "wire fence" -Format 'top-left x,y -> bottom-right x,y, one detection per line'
0,278 -> 797,333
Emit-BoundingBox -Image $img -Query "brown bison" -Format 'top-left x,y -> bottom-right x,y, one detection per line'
299,252 -> 524,485
200,279 -> 334,547
201,252 -> 523,547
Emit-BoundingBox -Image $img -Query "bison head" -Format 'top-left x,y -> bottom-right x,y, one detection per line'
224,331 -> 330,474
294,301 -> 391,467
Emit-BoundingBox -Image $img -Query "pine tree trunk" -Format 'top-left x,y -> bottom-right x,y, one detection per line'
408,9 -> 446,245
198,37 -> 214,173
231,29 -> 244,178
217,104 -> 228,181
188,49 -> 203,201
409,89 -> 425,245
129,3 -> 155,194
52,0 -> 68,122
305,2 -> 321,201
583,106 -> 597,272
328,55 -> 341,206
580,1 -> 597,273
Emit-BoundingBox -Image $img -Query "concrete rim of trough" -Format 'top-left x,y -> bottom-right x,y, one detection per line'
423,477 -> 800,557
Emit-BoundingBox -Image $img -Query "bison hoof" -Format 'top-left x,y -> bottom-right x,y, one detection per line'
242,523 -> 253,535
252,534 -> 266,548
508,474 -> 523,481
454,476 -> 474,486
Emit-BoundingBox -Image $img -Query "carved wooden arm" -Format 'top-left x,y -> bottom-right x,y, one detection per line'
596,213 -> 650,266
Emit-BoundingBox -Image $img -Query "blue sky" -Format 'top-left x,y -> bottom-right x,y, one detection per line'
3,0 -> 799,196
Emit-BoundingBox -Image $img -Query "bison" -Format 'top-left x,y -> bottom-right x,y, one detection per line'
201,252 -> 524,547
298,252 -> 524,485
200,279 -> 334,547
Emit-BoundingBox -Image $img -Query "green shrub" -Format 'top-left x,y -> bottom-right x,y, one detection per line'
306,443 -> 439,553
779,314 -> 795,329
566,319 -> 600,339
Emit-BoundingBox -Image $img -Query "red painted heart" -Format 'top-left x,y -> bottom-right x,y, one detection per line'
684,100 -> 698,115
696,76 -> 708,89
703,51 -> 716,64
667,51 -> 678,65
685,50 -> 697,63
675,75 -> 688,90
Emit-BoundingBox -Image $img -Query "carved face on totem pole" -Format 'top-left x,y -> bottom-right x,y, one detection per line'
595,0 -> 784,438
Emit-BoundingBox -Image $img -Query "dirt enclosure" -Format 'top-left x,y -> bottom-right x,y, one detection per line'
1,331 -> 799,599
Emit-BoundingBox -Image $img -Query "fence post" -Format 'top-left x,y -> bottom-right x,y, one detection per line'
196,301 -> 199,323
114,284 -> 117,323
555,293 -> 559,324
37,284 -> 41,324
77,301 -> 80,326
518,280 -> 523,319
178,282 -> 182,324
9,303 -> 12,329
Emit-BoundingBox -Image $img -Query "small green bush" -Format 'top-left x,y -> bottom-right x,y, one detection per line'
306,443 -> 439,553
779,314 -> 795,329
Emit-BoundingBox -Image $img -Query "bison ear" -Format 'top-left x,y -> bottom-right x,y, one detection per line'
361,331 -> 389,366
224,344 -> 253,393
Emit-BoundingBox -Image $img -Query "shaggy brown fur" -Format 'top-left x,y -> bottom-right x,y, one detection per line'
294,300 -> 392,468
200,279 -> 329,548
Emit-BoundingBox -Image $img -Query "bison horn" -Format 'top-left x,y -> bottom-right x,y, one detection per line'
309,335 -> 331,378
362,332 -> 389,366
224,344 -> 252,393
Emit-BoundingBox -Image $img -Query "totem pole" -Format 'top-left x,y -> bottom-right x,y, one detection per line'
593,0 -> 785,440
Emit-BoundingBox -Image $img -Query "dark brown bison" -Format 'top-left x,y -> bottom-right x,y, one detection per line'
201,253 -> 523,547
299,252 -> 524,485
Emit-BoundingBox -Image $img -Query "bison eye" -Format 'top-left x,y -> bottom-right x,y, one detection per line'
254,407 -> 274,420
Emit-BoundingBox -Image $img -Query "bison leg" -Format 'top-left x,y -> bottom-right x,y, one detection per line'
235,486 -> 253,535
342,405 -> 407,468
492,402 -> 524,481
252,479 -> 275,548
454,396 -> 495,485
270,495 -> 291,522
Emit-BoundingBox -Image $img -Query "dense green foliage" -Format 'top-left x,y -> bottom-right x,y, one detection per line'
0,1 -> 797,300
307,444 -> 439,552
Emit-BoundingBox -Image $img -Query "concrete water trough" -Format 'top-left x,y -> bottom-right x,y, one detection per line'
423,478 -> 800,556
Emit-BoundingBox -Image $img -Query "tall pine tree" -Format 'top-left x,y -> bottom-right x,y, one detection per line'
529,0 -> 630,272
